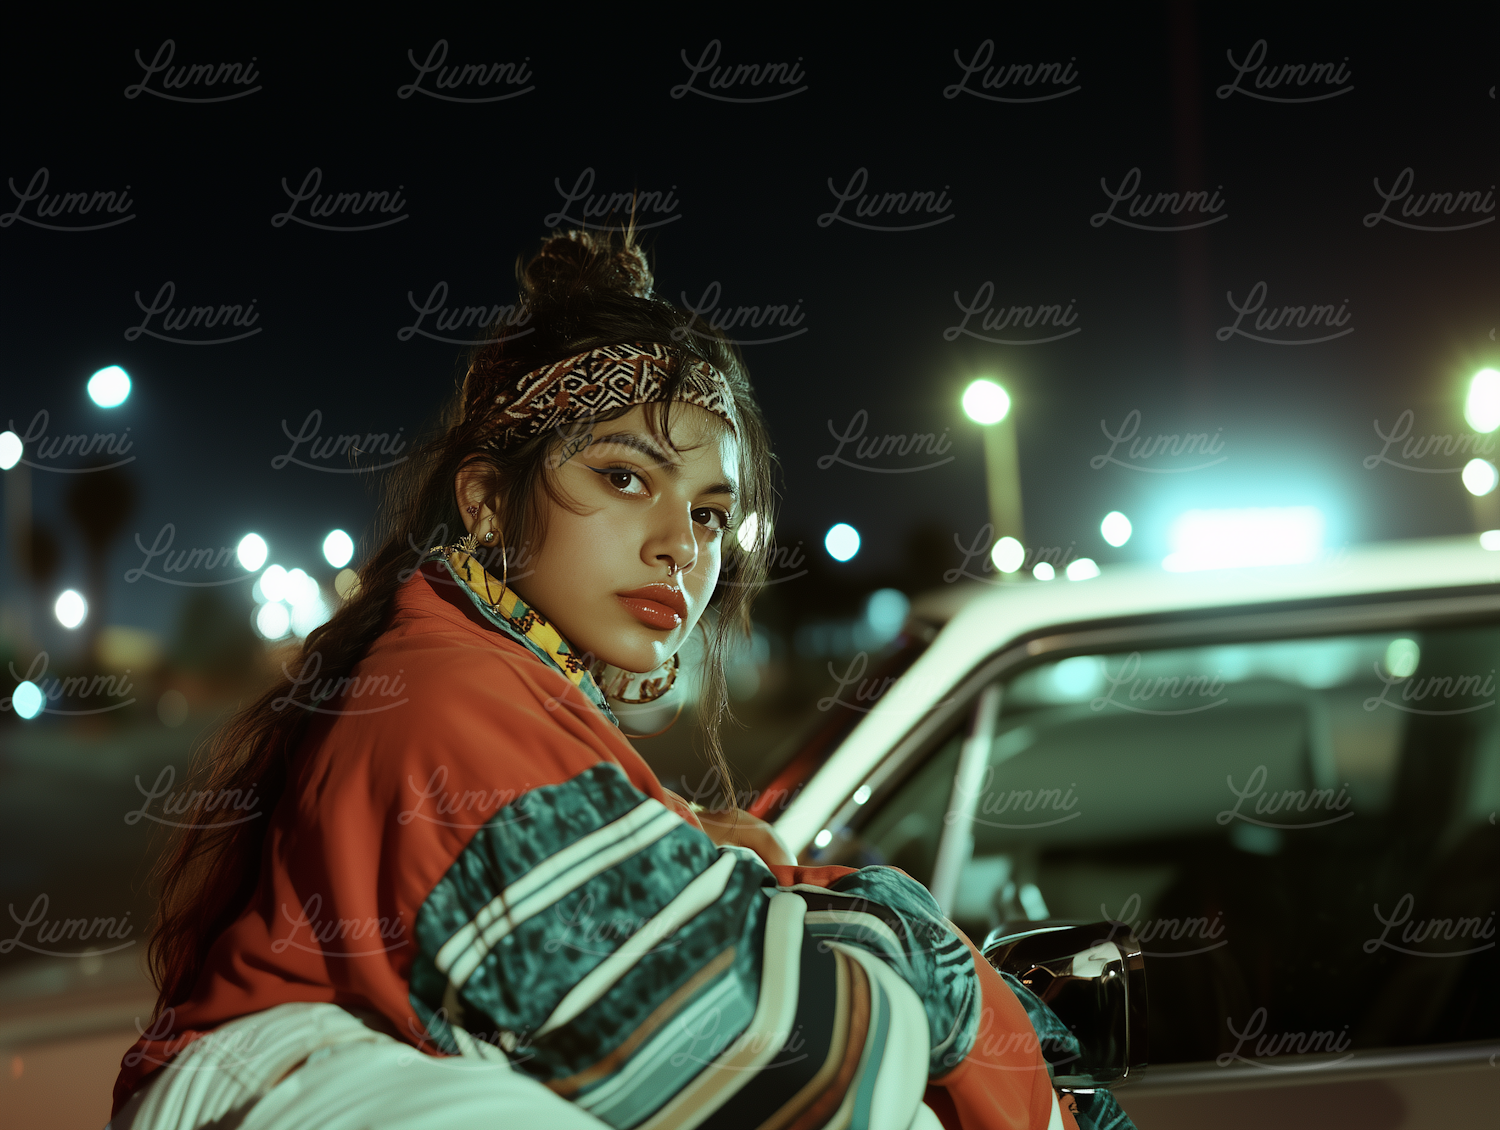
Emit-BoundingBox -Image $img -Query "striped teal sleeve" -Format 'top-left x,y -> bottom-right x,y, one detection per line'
798,866 -> 983,1076
407,763 -> 982,1128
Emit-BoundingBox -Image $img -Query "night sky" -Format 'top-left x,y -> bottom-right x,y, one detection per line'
4,7 -> 1497,656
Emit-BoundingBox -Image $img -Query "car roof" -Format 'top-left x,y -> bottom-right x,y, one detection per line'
776,535 -> 1500,848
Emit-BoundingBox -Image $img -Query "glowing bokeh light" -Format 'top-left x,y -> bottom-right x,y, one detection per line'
334,568 -> 360,599
236,533 -> 268,572
1163,507 -> 1326,572
1462,458 -> 1498,497
990,536 -> 1024,573
54,589 -> 87,629
86,365 -> 131,408
1101,511 -> 1132,548
1066,557 -> 1101,581
824,523 -> 860,562
284,568 -> 319,608
260,565 -> 289,603
12,681 -> 44,720
322,529 -> 354,568
1465,369 -> 1500,434
1383,638 -> 1420,678
255,601 -> 291,640
865,589 -> 910,639
291,596 -> 332,639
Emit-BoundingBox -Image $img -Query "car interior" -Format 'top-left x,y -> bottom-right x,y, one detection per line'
816,623 -> 1500,1065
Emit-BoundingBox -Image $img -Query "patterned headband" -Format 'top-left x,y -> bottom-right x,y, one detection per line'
475,342 -> 739,449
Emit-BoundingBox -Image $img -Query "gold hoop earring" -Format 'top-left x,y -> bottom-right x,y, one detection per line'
601,652 -> 679,704
479,523 -> 508,612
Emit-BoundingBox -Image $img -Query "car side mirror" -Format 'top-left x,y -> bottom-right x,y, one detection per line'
981,920 -> 1148,1090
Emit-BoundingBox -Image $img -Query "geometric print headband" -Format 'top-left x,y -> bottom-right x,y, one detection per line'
475,342 -> 739,450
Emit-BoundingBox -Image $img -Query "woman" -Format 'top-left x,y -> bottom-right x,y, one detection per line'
109,231 -> 1083,1130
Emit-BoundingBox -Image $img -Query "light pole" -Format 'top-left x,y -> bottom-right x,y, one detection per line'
1463,368 -> 1500,532
962,379 -> 1024,578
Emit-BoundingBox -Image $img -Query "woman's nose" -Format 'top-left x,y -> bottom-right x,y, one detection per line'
651,513 -> 699,576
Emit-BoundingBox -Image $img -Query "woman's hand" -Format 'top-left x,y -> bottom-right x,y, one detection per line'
696,807 -> 797,868
664,789 -> 796,868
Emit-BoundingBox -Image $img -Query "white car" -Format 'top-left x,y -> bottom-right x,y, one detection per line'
764,536 -> 1500,1126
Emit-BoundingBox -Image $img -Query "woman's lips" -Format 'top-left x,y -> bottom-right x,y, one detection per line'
617,597 -> 682,630
616,585 -> 687,631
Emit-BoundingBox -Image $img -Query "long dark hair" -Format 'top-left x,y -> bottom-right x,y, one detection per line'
147,229 -> 775,1013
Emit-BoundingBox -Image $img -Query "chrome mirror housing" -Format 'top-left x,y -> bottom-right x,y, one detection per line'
981,920 -> 1148,1090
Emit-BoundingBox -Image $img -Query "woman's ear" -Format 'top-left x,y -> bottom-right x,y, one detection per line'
454,459 -> 493,536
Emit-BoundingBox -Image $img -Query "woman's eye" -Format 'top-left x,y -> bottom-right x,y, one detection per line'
693,507 -> 730,533
590,466 -> 647,495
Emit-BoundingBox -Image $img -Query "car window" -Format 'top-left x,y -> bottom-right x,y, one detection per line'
816,625 -> 1500,1064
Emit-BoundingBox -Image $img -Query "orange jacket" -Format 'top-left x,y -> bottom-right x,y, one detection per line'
115,561 -> 1074,1129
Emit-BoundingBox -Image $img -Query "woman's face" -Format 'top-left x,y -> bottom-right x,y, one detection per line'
460,404 -> 740,673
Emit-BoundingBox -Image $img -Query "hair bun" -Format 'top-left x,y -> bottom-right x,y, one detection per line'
522,229 -> 654,302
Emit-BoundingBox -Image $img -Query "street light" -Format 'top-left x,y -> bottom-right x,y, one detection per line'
0,430 -> 21,471
961,379 -> 1010,425
1465,369 -> 1500,434
1463,370 -> 1500,532
962,379 -> 1024,578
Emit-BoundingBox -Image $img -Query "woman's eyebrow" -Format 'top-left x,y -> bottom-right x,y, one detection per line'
589,432 -> 738,497
589,431 -> 678,467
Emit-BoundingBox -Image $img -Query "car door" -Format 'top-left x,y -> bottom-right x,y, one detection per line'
804,595 -> 1500,1128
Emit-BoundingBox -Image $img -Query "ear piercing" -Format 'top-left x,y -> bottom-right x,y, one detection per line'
466,505 -> 479,517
